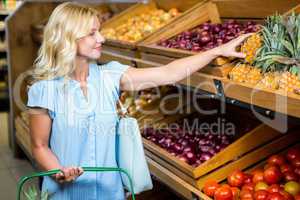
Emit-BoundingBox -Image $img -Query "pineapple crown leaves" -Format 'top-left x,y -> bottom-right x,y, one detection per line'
254,13 -> 300,73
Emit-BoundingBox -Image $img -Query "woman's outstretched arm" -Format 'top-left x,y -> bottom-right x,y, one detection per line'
120,33 -> 251,91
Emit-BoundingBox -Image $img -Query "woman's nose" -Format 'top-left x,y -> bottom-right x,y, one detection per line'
97,32 -> 105,44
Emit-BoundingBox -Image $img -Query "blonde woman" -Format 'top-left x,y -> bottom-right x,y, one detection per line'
27,2 -> 251,200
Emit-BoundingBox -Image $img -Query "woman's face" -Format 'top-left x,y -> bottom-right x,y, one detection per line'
76,17 -> 105,60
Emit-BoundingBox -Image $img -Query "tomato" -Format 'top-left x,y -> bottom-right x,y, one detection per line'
244,173 -> 253,184
242,183 -> 255,192
241,198 -> 254,200
286,147 -> 300,162
214,186 -> 233,200
280,164 -> 294,174
228,170 -> 245,187
253,170 -> 265,184
284,181 -> 300,196
255,182 -> 269,191
268,185 -> 282,194
264,166 -> 282,185
279,190 -> 294,200
267,192 -> 285,200
241,189 -> 254,199
284,171 -> 299,182
203,180 -> 220,197
268,155 -> 286,166
231,187 -> 240,200
254,190 -> 269,200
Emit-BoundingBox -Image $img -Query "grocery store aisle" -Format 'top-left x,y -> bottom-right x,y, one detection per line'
0,145 -> 36,199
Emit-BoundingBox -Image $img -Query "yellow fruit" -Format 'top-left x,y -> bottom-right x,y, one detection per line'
279,72 -> 300,93
101,8 -> 180,42
229,64 -> 252,83
245,67 -> 263,85
241,33 -> 262,64
258,72 -> 280,90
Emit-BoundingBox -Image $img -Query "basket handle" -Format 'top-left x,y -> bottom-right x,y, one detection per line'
17,167 -> 135,200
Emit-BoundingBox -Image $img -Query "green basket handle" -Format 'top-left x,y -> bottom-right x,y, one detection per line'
17,167 -> 135,200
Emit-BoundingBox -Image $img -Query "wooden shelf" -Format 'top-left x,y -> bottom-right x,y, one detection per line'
146,156 -> 210,200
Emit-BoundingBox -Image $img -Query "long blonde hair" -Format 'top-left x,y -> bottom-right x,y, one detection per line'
32,2 -> 99,81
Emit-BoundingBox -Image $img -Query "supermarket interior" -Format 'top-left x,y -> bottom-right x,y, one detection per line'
2,0 -> 300,199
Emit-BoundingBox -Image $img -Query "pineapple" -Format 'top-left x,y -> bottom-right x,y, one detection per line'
245,67 -> 263,85
278,71 -> 300,93
257,72 -> 280,90
241,33 -> 262,64
228,64 -> 251,83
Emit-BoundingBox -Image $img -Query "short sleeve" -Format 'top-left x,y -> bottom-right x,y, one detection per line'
27,80 -> 55,117
101,61 -> 130,95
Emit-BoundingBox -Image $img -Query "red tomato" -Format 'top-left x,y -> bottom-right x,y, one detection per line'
284,171 -> 299,182
253,170 -> 265,184
228,170 -> 245,187
280,164 -> 294,174
244,173 -> 253,184
268,155 -> 286,166
254,190 -> 269,200
264,166 -> 282,185
231,187 -> 240,200
267,192 -> 285,200
286,147 -> 300,162
268,185 -> 282,194
214,186 -> 233,200
241,189 -> 254,199
242,183 -> 255,192
241,198 -> 254,200
203,180 -> 220,197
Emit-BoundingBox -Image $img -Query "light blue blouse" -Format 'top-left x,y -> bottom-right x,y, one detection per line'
27,61 -> 130,200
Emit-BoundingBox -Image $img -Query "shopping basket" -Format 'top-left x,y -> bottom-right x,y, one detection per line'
17,167 -> 135,200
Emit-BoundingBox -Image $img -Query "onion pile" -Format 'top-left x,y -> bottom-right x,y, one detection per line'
157,20 -> 260,52
142,126 -> 234,167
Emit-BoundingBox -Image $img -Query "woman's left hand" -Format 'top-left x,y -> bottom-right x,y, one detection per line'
214,33 -> 253,58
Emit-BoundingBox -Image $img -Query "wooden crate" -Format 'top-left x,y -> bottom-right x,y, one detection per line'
200,142 -> 300,200
138,0 -> 299,77
284,3 -> 300,15
30,3 -> 134,44
222,79 -> 300,119
212,0 -> 300,19
138,1 -> 221,59
142,105 -> 299,189
15,116 -> 32,157
101,0 -> 208,58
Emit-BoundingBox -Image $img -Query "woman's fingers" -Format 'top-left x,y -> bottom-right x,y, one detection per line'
54,166 -> 84,184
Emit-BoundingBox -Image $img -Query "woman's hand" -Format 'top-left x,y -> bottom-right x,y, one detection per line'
120,33 -> 253,91
53,166 -> 84,184
213,33 -> 253,58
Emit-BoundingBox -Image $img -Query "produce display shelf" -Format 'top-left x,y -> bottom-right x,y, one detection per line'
141,101 -> 299,190
146,156 -> 210,200
101,0 -> 208,58
201,142 -> 300,200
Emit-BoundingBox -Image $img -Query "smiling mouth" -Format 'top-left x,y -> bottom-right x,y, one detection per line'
94,46 -> 102,50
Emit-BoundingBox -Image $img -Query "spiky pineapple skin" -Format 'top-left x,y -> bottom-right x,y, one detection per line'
245,67 -> 263,85
279,72 -> 300,93
229,64 -> 251,83
258,72 -> 280,90
241,33 -> 262,64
